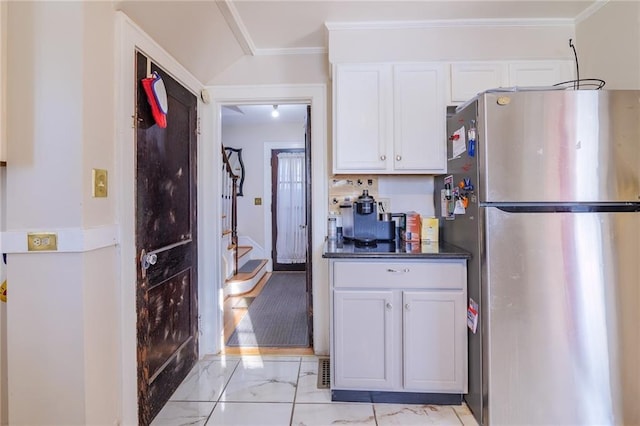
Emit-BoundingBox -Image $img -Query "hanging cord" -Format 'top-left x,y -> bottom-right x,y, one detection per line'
569,39 -> 580,90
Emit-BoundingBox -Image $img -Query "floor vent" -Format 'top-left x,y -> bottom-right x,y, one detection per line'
317,357 -> 330,389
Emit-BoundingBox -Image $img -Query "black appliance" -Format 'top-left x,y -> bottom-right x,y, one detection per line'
341,190 -> 395,245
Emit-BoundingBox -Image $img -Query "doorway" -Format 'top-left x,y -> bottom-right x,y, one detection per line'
221,103 -> 313,351
271,148 -> 306,272
134,52 -> 198,424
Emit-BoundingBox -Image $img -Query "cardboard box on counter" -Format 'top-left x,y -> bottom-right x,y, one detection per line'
421,217 -> 439,242
402,211 -> 421,242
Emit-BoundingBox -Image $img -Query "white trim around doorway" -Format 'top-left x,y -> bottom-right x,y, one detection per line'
115,12 -> 210,426
208,84 -> 329,356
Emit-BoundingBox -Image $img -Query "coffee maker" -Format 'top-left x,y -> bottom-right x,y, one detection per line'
341,190 -> 395,245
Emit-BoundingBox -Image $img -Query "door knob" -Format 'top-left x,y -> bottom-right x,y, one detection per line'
141,251 -> 157,271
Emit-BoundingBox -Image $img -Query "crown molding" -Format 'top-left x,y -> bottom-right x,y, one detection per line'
325,17 -> 575,31
575,0 -> 610,24
255,47 -> 327,56
217,0 -> 256,56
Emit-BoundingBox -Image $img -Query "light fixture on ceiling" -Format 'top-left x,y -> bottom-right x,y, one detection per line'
271,105 -> 280,118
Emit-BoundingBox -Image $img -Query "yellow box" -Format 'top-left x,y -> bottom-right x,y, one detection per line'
421,217 -> 439,242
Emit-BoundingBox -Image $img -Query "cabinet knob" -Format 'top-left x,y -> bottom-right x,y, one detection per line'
405,303 -> 410,310
386,302 -> 392,310
380,155 -> 386,161
396,155 -> 401,161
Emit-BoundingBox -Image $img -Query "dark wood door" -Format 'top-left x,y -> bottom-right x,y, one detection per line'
135,52 -> 198,425
304,105 -> 313,346
271,148 -> 306,272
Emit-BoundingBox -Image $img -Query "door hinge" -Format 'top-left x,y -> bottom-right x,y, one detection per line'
197,117 -> 201,135
132,112 -> 143,129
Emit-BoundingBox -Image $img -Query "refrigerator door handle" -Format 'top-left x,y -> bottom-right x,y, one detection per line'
489,203 -> 640,213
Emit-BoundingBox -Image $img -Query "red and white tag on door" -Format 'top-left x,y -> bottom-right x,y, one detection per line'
467,298 -> 478,333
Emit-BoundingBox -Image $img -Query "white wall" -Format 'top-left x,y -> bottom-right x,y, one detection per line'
209,52 -> 329,86
0,0 -> 6,163
4,2 -> 119,425
328,23 -> 574,64
222,121 -> 305,249
378,176 -> 435,217
576,1 -> 640,89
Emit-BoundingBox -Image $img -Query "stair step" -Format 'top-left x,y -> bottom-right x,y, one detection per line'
224,259 -> 268,297
237,245 -> 253,259
226,259 -> 268,283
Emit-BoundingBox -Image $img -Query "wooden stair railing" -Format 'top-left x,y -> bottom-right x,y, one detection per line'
222,145 -> 239,276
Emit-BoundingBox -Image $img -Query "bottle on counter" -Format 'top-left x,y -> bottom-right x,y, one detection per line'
328,216 -> 337,240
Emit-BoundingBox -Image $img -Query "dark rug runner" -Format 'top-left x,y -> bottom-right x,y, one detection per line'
226,272 -> 309,347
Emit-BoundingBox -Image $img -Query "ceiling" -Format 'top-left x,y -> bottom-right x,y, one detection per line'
221,104 -> 309,126
116,0 -> 601,85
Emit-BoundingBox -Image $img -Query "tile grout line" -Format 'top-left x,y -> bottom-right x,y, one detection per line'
204,358 -> 242,424
289,358 -> 303,425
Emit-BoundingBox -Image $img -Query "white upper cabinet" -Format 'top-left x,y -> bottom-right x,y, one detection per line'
449,60 -> 574,104
393,64 -> 446,172
333,64 -> 391,172
450,62 -> 507,103
333,63 -> 446,174
508,61 -> 573,87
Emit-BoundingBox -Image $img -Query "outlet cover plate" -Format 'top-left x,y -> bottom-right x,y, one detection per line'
27,233 -> 58,251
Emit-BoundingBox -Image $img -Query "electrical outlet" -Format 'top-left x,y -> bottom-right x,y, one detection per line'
27,233 -> 58,251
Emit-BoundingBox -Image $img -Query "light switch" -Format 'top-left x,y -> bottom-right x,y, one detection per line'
92,169 -> 108,197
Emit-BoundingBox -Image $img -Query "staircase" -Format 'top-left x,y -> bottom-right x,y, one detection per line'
222,146 -> 268,298
223,245 -> 268,297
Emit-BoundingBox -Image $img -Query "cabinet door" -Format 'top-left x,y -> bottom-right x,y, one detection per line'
508,61 -> 573,87
402,290 -> 467,392
450,62 -> 507,103
333,290 -> 395,390
333,64 -> 391,172
393,64 -> 446,173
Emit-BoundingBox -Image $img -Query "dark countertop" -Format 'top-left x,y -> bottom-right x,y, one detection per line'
322,239 -> 471,259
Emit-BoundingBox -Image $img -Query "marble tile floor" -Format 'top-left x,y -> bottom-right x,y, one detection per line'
151,354 -> 479,426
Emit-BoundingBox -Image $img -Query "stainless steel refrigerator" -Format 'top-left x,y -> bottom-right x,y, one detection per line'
436,90 -> 640,425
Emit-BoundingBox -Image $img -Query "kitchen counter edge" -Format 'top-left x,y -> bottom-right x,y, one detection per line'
322,240 -> 471,259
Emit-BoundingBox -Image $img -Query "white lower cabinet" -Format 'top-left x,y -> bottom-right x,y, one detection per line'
402,290 -> 466,392
331,259 -> 468,394
333,290 -> 395,390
